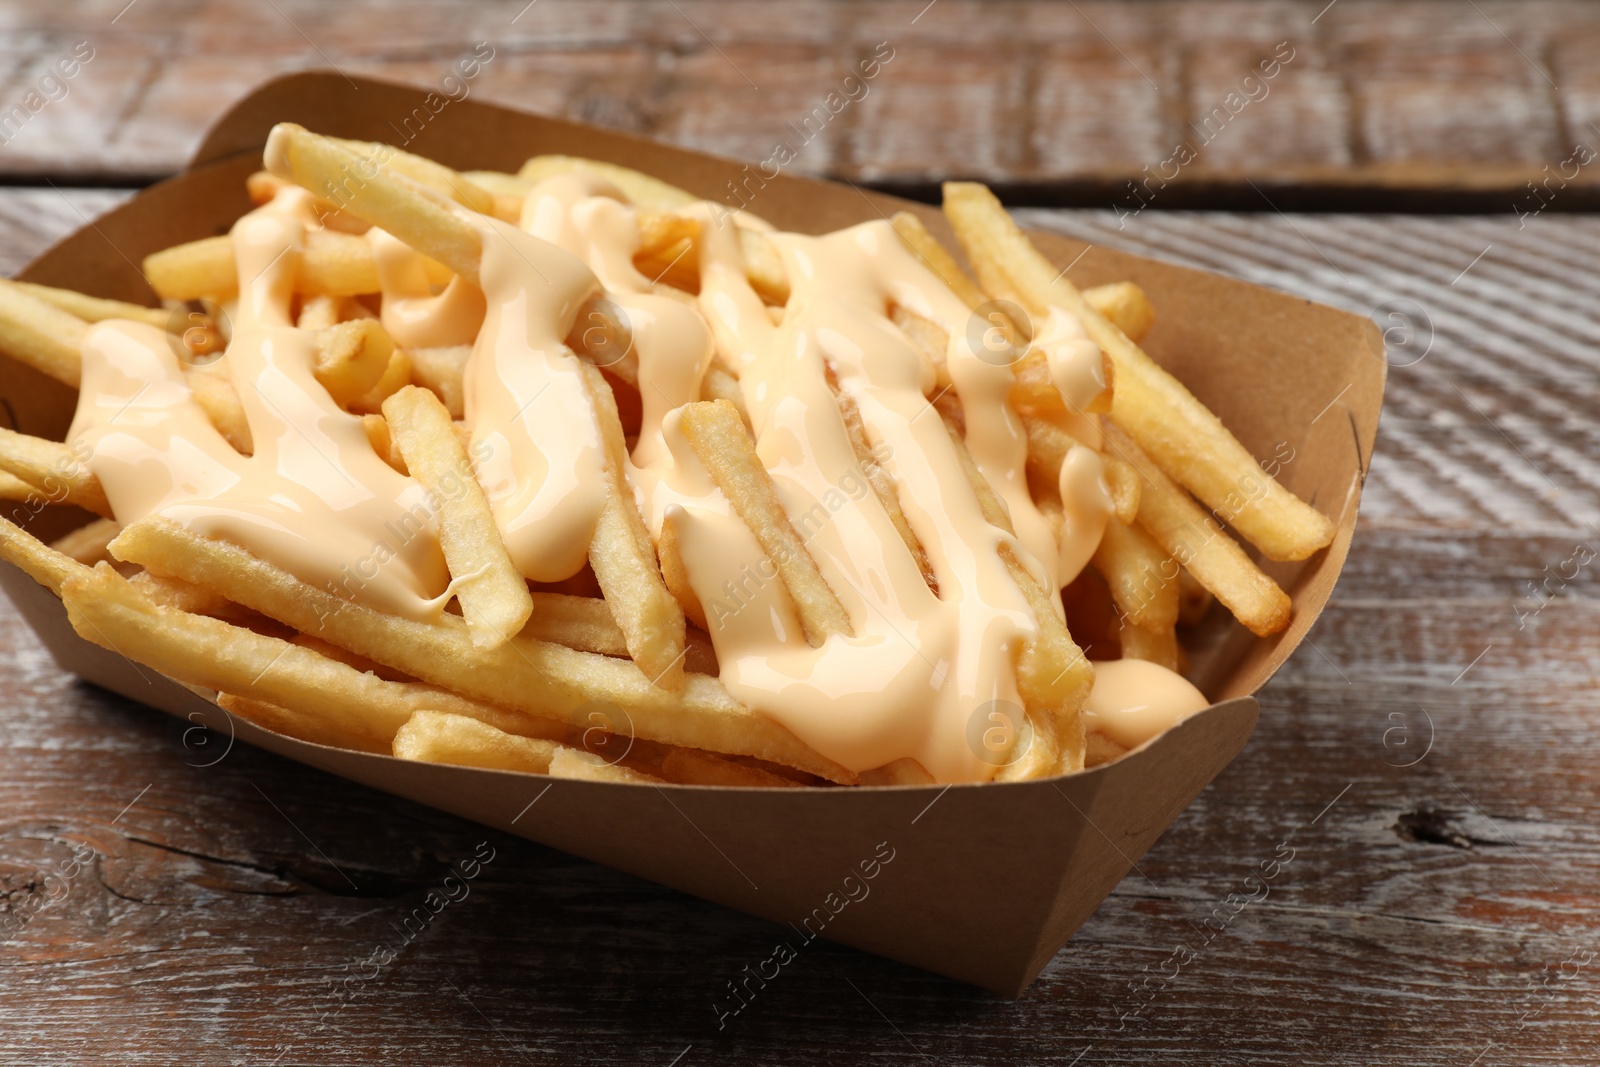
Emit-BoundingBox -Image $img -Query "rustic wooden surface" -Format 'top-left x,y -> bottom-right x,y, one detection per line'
2,0 -> 1600,207
2,190 -> 1597,1063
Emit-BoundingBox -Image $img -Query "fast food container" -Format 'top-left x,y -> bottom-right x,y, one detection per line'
0,73 -> 1384,994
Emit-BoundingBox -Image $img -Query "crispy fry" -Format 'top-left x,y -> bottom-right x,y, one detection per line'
393,710 -> 561,773
828,365 -> 937,593
314,318 -> 395,406
1178,566 -> 1215,627
657,746 -> 795,787
184,365 -> 253,453
858,757 -> 938,786
360,413 -> 405,473
517,155 -> 700,211
0,281 -> 89,387
0,428 -> 109,516
1118,618 -> 1180,671
578,361 -> 687,686
939,413 -> 1090,770
656,509 -> 708,631
0,469 -> 35,501
107,518 -> 855,782
699,362 -> 749,425
1093,517 -> 1179,631
50,518 -> 121,565
1084,281 -> 1155,345
2,278 -> 169,331
384,385 -> 532,647
266,123 -> 481,282
1103,422 -> 1291,636
943,181 -> 1334,562
0,514 -> 87,595
549,746 -> 667,784
678,399 -> 853,646
144,229 -> 385,302
325,135 -> 497,216
62,563 -> 566,753
347,345 -> 412,415
519,592 -> 628,657
1104,454 -> 1141,526
890,211 -> 990,312
407,344 -> 472,418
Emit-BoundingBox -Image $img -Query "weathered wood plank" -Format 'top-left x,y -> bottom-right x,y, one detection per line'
0,0 -> 1598,206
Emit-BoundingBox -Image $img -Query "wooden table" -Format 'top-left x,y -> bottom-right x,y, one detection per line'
3,2 -> 1599,1063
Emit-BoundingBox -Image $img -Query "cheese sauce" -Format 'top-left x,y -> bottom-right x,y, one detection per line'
66,165 -> 1208,782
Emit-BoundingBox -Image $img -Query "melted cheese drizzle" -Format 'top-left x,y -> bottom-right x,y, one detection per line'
67,173 -> 1205,782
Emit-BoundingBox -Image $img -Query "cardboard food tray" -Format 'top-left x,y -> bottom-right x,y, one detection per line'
0,73 -> 1384,995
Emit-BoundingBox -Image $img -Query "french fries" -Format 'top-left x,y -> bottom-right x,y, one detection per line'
1103,423 -> 1291,637
106,518 -> 855,783
942,181 -> 1335,562
383,385 -> 532,648
677,400 -> 853,646
0,128 -> 1340,788
578,362 -> 688,687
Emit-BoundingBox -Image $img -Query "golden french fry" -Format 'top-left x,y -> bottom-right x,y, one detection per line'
325,135 -> 497,216
522,592 -> 626,656
62,563 -> 565,752
942,182 -> 1334,562
699,362 -> 749,425
0,428 -> 109,516
1103,453 -> 1141,526
314,318 -> 395,406
829,365 -> 937,593
636,225 -> 789,304
0,514 -> 87,595
517,155 -> 700,212
1092,517 -> 1178,631
393,710 -> 561,773
656,510 -> 708,631
1009,347 -> 1113,417
890,211 -> 990,312
266,123 -> 481,282
1084,281 -> 1155,345
127,569 -> 237,618
347,345 -> 412,415
384,385 -> 532,648
360,413 -> 405,473
1104,422 -> 1291,637
183,365 -> 252,454
549,746 -> 667,784
577,361 -> 687,687
1118,618 -> 1180,671
0,281 -> 89,387
939,413 -> 1090,771
0,469 -> 35,501
144,230 -> 384,302
858,757 -> 937,786
658,746 -> 795,787
407,344 -> 471,418
50,518 -> 122,566
107,518 -> 856,782
678,399 -> 854,646
3,278 -> 169,331
1178,566 -> 1215,627
636,213 -> 700,262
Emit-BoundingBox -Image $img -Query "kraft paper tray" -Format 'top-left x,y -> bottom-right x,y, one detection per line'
0,73 -> 1384,995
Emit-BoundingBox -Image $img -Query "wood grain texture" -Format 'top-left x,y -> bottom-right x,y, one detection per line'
2,193 -> 1599,1064
1,0 -> 1599,206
